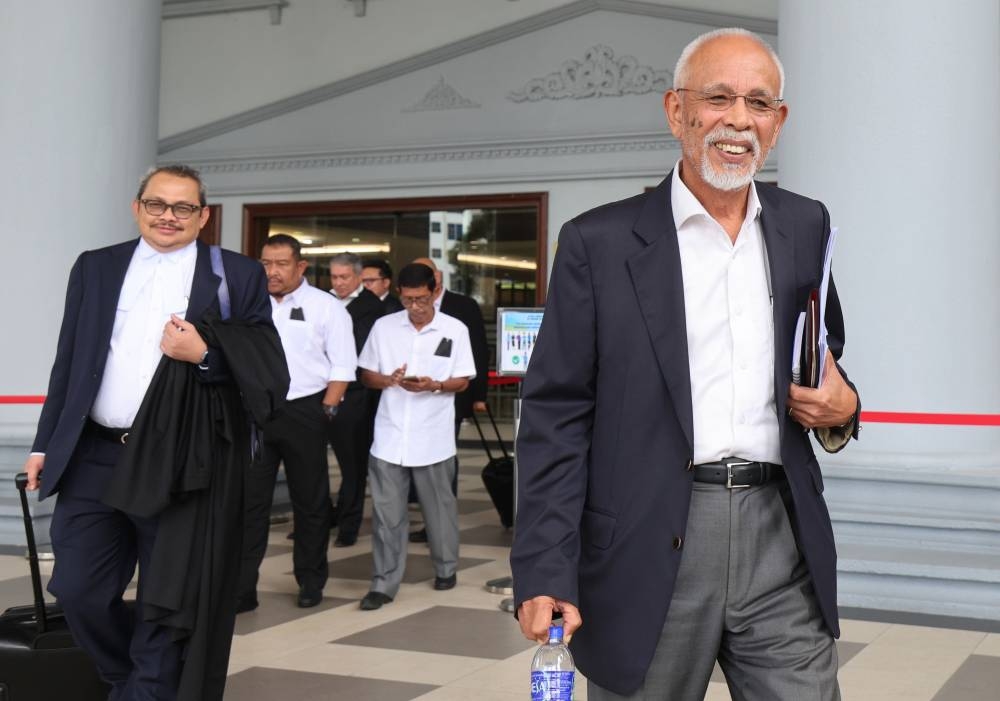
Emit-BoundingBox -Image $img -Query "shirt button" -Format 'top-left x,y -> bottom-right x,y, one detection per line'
672,536 -> 683,550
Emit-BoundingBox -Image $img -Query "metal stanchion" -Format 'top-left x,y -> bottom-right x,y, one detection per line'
484,397 -> 520,612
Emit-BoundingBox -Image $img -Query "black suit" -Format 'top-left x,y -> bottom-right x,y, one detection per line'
510,175 -> 859,695
33,239 -> 273,699
381,293 -> 404,314
328,288 -> 385,539
439,289 -> 489,419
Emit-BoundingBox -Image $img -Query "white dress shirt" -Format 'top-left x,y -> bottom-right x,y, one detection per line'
672,164 -> 781,465
331,283 -> 363,307
359,310 -> 476,466
271,279 -> 357,400
91,239 -> 198,428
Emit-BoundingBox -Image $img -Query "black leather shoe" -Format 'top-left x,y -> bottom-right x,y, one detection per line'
297,588 -> 322,608
359,591 -> 393,611
409,528 -> 428,543
334,534 -> 357,547
235,595 -> 258,614
433,574 -> 457,591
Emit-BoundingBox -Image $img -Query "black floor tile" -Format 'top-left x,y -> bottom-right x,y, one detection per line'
234,590 -> 355,636
931,655 -> 1000,701
333,605 -> 534,659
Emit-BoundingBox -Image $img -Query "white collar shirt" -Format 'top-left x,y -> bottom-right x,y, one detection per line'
332,283 -> 363,307
671,164 -> 780,464
359,310 -> 476,466
91,238 -> 198,428
271,279 -> 357,400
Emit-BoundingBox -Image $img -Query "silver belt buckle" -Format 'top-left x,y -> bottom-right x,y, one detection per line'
724,460 -> 752,489
120,432 -> 129,445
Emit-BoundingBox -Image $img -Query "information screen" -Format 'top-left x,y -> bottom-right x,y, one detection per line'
496,307 -> 544,376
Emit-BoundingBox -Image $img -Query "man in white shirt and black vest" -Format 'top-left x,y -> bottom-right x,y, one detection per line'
237,234 -> 357,611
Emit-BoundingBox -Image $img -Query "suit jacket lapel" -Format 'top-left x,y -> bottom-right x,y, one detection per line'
98,240 -> 140,348
185,240 -> 222,324
758,186 -> 795,434
626,175 -> 694,451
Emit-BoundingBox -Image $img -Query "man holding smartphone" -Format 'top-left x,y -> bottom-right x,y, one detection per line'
355,263 -> 476,610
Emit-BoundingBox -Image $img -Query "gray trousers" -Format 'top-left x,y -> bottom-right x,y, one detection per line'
368,455 -> 459,598
589,480 -> 840,701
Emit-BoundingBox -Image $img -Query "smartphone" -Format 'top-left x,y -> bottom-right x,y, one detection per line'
401,375 -> 419,382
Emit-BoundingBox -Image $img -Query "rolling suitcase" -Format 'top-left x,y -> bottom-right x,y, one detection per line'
472,405 -> 515,528
0,474 -> 110,700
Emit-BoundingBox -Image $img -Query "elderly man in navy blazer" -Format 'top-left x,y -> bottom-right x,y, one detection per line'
22,165 -> 277,700
511,29 -> 861,701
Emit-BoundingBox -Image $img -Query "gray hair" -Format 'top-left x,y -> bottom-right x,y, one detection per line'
329,252 -> 362,274
673,28 -> 785,98
136,164 -> 207,206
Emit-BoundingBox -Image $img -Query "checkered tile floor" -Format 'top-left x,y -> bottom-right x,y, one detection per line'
3,429 -> 998,700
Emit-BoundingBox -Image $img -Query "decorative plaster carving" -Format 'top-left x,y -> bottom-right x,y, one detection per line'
403,77 -> 481,112
187,133 -> 677,174
508,45 -> 671,103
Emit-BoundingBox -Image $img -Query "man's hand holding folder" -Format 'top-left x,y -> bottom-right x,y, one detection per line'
787,350 -> 857,429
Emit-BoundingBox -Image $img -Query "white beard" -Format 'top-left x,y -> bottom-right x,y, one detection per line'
698,127 -> 763,191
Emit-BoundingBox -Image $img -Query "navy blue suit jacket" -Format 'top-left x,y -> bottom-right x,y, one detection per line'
510,175 -> 859,695
32,238 -> 272,501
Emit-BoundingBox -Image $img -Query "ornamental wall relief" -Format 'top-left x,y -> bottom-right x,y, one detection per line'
403,76 -> 481,112
508,45 -> 672,102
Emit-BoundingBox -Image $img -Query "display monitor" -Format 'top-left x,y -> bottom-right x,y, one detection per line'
496,307 -> 544,377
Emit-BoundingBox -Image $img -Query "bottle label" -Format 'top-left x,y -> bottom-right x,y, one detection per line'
531,670 -> 574,700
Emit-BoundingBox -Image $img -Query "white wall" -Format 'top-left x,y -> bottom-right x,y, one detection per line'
159,0 -> 776,138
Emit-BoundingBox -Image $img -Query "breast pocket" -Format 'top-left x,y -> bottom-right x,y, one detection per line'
282,318 -> 317,353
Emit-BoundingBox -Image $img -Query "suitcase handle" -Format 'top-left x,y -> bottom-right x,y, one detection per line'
15,473 -> 49,633
471,404 -> 510,460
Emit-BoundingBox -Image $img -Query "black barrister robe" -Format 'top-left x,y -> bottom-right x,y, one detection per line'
103,311 -> 289,700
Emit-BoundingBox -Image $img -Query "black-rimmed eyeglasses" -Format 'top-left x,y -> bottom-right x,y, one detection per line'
139,199 -> 203,220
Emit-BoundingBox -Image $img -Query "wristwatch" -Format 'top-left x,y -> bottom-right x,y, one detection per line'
197,348 -> 210,371
432,381 -> 444,395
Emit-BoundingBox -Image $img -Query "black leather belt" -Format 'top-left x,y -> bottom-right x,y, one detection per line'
693,458 -> 784,489
86,419 -> 131,445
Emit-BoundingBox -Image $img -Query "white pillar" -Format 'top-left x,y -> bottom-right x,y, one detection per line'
778,0 -> 1000,458
0,1 -> 162,427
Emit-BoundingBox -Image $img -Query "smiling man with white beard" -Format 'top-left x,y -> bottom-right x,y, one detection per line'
511,27 -> 861,701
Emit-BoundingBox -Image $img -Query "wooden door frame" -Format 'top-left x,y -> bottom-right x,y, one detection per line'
242,192 -> 549,302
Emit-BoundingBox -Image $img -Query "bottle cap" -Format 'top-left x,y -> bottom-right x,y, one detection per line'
548,625 -> 563,642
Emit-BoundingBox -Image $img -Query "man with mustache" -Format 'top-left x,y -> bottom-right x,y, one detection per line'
21,165 -> 288,699
511,28 -> 860,701
237,234 -> 356,612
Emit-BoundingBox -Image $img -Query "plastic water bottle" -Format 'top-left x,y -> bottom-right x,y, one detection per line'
530,625 -> 575,700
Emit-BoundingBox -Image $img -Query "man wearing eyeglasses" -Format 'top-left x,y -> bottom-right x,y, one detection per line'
511,28 -> 860,701
354,263 -> 476,611
20,165 -> 288,699
361,258 -> 404,313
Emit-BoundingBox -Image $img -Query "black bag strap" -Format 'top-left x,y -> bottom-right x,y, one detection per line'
15,473 -> 48,633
